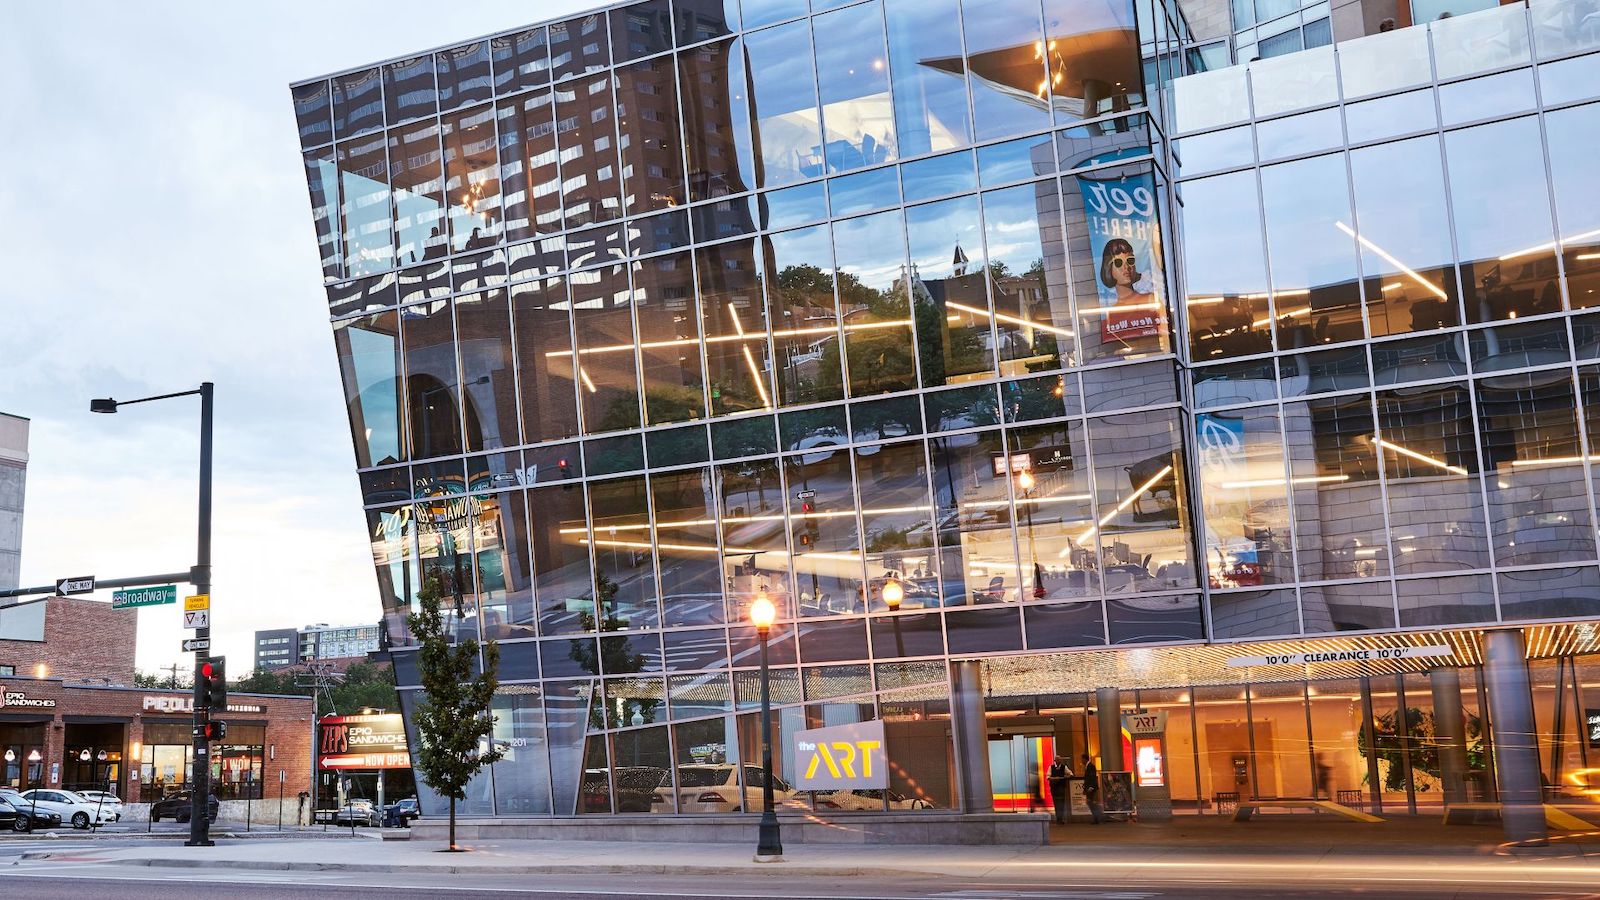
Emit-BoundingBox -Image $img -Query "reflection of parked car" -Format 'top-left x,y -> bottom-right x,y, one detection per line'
334,798 -> 382,826
658,764 -> 794,813
0,789 -> 62,831
18,789 -> 119,829
383,797 -> 420,827
150,791 -> 218,823
582,767 -> 667,813
76,790 -> 124,813
812,788 -> 934,810
0,796 -> 20,831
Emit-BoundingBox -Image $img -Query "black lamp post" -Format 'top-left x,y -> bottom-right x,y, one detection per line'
92,382 -> 214,847
750,587 -> 783,862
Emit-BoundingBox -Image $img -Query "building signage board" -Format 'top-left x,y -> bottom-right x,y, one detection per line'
0,688 -> 57,709
1077,159 -> 1166,344
143,696 -> 265,714
112,585 -> 176,609
1227,644 -> 1453,668
1587,709 -> 1600,749
792,719 -> 887,791
1121,711 -> 1167,735
318,713 -> 411,770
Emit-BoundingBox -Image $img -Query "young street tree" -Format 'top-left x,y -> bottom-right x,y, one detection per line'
406,573 -> 503,851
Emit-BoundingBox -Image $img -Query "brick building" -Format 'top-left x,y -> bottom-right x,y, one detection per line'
0,677 -> 312,807
0,595 -> 137,685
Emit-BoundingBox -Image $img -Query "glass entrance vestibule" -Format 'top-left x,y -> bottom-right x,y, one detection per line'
971,625 -> 1600,821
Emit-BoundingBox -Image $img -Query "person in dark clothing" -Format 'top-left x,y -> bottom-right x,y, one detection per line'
1047,755 -> 1073,824
1027,767 -> 1043,813
1082,753 -> 1104,824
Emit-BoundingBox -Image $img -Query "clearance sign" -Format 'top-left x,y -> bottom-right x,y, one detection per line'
793,720 -> 888,791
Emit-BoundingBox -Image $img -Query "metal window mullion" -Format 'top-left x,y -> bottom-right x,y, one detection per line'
1462,364 -> 1506,622
1365,389 -> 1403,629
1078,413 -> 1113,644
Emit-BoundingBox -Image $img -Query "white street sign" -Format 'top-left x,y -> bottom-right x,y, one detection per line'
183,608 -> 209,629
182,638 -> 210,652
56,576 -> 95,595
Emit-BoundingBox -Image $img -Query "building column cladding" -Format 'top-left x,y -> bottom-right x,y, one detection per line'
1483,629 -> 1547,844
1429,667 -> 1470,805
1096,687 -> 1123,770
950,660 -> 993,814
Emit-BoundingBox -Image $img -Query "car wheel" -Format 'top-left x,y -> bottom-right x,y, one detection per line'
72,812 -> 90,829
176,811 -> 190,824
12,817 -> 29,833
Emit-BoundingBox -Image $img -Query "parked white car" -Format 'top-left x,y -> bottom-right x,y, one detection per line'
657,764 -> 796,814
75,790 -> 123,811
17,789 -> 120,829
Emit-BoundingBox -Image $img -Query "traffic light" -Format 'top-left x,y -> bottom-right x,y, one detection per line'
202,721 -> 227,741
199,656 -> 227,710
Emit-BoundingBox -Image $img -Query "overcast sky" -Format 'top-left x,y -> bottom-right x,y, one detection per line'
0,0 -> 595,677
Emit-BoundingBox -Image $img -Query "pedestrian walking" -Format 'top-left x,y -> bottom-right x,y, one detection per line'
1047,755 -> 1073,824
1082,753 -> 1104,824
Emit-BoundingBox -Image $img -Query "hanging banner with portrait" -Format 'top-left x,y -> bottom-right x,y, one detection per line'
1077,166 -> 1166,344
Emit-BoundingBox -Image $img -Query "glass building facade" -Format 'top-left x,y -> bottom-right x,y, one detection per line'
295,0 -> 1600,826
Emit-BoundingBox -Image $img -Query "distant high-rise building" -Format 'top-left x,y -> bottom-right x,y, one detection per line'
254,623 -> 382,672
0,413 -> 28,591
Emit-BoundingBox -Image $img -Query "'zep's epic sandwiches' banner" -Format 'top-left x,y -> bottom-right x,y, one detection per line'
1078,166 -> 1166,345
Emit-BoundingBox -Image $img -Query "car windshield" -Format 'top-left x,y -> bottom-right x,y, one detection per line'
614,769 -> 667,790
675,767 -> 728,787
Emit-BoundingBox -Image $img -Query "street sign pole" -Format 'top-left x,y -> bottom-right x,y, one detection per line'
187,383 -> 214,848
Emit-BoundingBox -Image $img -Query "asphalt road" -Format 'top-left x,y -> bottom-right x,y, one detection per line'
6,852 -> 1600,900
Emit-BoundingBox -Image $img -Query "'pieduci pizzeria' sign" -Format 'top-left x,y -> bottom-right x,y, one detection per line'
1227,645 -> 1452,668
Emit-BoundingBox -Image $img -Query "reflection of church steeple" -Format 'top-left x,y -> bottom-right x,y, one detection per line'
952,239 -> 969,276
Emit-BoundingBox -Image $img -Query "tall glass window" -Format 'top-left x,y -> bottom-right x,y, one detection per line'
812,1 -> 897,173
442,105 -> 503,253
833,209 -> 917,395
744,20 -> 823,186
338,134 -> 394,277
961,0 -> 1052,142
571,263 -> 641,434
1348,136 -> 1460,338
1259,154 -> 1362,350
633,252 -> 706,425
334,311 -> 405,467
1181,170 -> 1271,361
885,0 -> 972,156
699,240 -> 775,415
764,225 -> 845,406
1375,384 -> 1490,576
678,38 -> 756,201
907,196 -> 997,387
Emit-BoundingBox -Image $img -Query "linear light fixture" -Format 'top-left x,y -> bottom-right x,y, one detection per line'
1215,474 -> 1351,489
1498,227 -> 1600,261
729,306 -> 774,409
1373,438 -> 1467,476
1508,455 -> 1600,467
1078,464 -> 1174,543
944,299 -> 1076,337
546,319 -> 913,358
1334,221 -> 1450,301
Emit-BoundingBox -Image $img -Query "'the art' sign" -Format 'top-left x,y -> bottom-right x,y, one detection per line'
792,719 -> 887,791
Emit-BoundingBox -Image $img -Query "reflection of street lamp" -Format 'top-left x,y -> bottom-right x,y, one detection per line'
1016,470 -> 1042,598
750,587 -> 783,862
882,579 -> 906,657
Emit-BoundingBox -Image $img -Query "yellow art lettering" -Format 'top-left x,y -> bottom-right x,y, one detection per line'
855,740 -> 880,778
805,742 -> 842,779
833,741 -> 857,778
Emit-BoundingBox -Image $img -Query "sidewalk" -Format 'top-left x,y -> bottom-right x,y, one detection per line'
17,816 -> 1600,881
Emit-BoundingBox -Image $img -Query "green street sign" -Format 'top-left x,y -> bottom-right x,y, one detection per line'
111,584 -> 177,610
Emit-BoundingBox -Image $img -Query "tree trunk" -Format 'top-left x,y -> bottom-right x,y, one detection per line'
449,795 -> 456,851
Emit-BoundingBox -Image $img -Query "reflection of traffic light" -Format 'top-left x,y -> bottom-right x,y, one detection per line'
799,520 -> 820,547
558,457 -> 573,488
800,499 -> 815,514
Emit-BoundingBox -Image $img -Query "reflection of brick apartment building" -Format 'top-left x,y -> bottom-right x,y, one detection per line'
0,412 -> 26,591
254,622 -> 381,672
0,596 -> 311,808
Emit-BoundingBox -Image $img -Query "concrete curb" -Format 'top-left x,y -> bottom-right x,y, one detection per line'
18,853 -> 934,879
0,831 -> 372,842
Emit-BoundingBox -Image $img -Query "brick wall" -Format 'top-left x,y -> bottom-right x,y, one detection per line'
0,596 -> 137,685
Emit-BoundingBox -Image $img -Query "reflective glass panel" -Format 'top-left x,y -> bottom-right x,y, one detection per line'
1396,573 -> 1495,627
961,0 -> 1051,142
1260,154 -> 1362,349
456,289 -> 519,452
983,182 -> 1076,375
1175,126 -> 1252,178
1437,69 -> 1536,127
833,210 -> 917,395
1477,372 -> 1593,566
551,14 -> 611,81
1342,89 -> 1438,145
498,91 -> 562,241
1445,118 -> 1559,325
885,0 -> 973,156
571,263 -> 642,433
304,146 -> 342,280
1285,395 -> 1390,581
1538,53 -> 1600,106
857,441 -> 937,611
492,28 -> 552,95
402,300 -> 462,459
512,277 -> 580,443
900,151 -> 977,203
813,2 -> 897,173
1336,25 -> 1432,99
699,239 -> 776,416
652,467 -> 724,627
1254,108 -> 1342,162
633,252 -> 706,425
1010,420 -> 1098,600
719,456 -> 792,621
589,475 -> 659,630
1042,0 -> 1143,125
930,429 -> 1019,606
334,311 -> 405,467
616,56 -> 687,214
384,56 -> 436,124
678,38 -> 756,201
442,104 -> 503,253
1544,103 -> 1600,310
1376,384 -> 1490,575
556,76 -> 623,229
338,134 -> 394,277
675,0 -> 738,44
744,20 -> 822,187
438,42 -> 492,111
1065,163 -> 1172,364
1180,170 -> 1270,361
1196,407 -> 1293,588
389,119 -> 447,268
787,446 -> 866,616
765,225 -> 845,406
1088,410 -> 1194,591
333,68 -> 383,137
611,0 -> 673,63
1348,136 -> 1460,337
293,80 -> 333,148
907,196 -> 997,387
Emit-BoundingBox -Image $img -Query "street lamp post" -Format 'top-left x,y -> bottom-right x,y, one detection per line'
1016,469 -> 1042,600
92,382 -> 214,847
749,588 -> 783,862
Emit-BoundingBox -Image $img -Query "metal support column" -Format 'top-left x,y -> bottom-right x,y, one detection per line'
1484,629 -> 1547,845
1431,667 -> 1470,805
950,660 -> 994,813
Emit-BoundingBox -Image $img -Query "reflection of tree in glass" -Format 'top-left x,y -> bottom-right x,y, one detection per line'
1356,706 -> 1485,792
